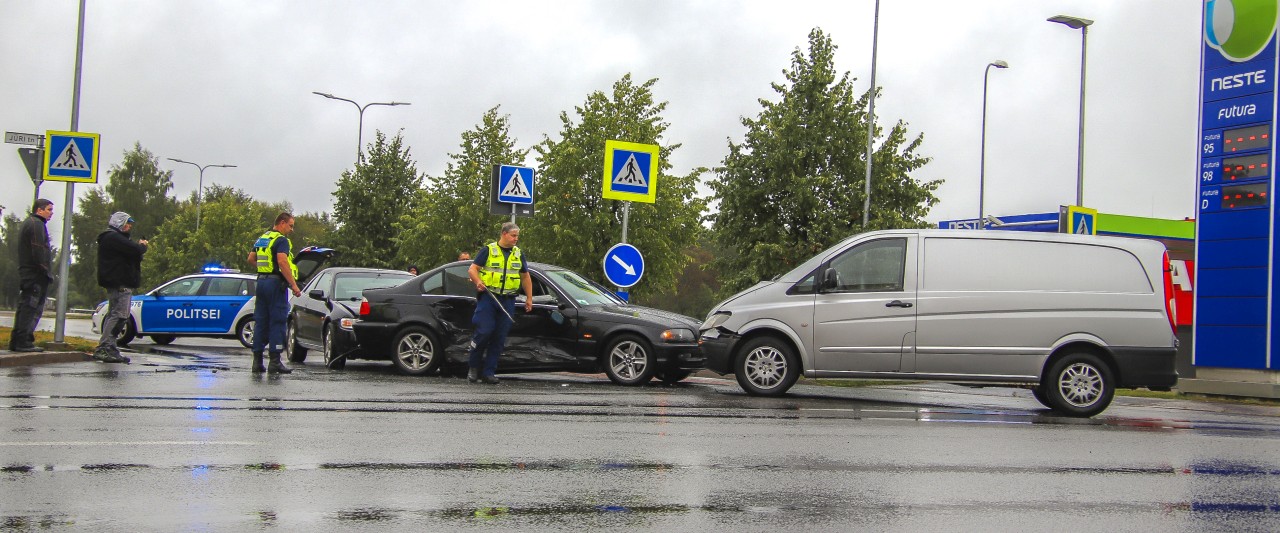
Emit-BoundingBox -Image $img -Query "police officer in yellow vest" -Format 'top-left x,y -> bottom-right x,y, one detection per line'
246,213 -> 303,374
466,222 -> 533,384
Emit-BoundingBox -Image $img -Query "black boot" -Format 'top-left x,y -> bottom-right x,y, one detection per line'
251,353 -> 266,373
267,352 -> 292,374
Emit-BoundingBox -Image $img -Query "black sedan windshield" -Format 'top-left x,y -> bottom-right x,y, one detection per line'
544,269 -> 624,307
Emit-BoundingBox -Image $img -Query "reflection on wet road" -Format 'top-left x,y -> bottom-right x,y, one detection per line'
2,347 -> 1278,530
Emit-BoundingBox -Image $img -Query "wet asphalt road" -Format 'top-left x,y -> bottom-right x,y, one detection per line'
3,334 -> 1280,531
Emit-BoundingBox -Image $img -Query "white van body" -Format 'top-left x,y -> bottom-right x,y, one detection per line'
699,229 -> 1178,417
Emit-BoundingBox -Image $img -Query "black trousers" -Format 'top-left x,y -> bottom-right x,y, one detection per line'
11,280 -> 49,348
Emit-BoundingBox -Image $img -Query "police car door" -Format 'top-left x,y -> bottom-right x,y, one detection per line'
199,277 -> 252,333
142,276 -> 211,333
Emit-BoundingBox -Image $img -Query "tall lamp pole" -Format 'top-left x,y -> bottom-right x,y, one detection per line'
979,60 -> 1009,229
1048,14 -> 1093,207
862,0 -> 881,228
167,158 -> 235,232
311,92 -> 410,163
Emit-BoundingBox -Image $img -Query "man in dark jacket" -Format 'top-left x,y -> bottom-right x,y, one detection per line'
10,199 -> 54,352
93,211 -> 148,363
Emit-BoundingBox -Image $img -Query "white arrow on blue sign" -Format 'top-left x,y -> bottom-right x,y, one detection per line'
497,164 -> 534,204
603,243 -> 645,288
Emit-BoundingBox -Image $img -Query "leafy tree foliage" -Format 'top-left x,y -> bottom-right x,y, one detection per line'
141,186 -> 281,287
67,143 -> 179,306
397,106 -> 528,269
525,74 -> 707,303
646,229 -> 723,319
708,28 -> 940,294
330,131 -> 423,268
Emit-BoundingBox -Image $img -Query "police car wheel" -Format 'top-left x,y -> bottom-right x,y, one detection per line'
603,334 -> 656,386
391,326 -> 441,376
116,319 -> 137,347
323,325 -> 345,370
150,335 -> 176,345
286,319 -> 308,363
236,318 -> 254,349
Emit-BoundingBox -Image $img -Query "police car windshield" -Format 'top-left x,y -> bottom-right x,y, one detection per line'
334,273 -> 413,301
544,269 -> 624,307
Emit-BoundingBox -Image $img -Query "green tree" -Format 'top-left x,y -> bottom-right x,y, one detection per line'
708,28 -> 939,294
67,143 -> 179,306
141,186 -> 276,287
526,74 -> 707,303
330,131 -> 423,268
397,106 -> 529,269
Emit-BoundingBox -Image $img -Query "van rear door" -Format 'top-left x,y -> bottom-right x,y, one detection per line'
812,235 -> 918,373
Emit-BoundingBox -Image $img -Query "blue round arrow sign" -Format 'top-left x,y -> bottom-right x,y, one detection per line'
602,243 -> 644,288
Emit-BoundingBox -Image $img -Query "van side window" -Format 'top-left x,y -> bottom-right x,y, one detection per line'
789,271 -> 818,295
827,238 -> 907,292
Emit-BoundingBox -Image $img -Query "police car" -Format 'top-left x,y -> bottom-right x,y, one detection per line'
92,247 -> 335,347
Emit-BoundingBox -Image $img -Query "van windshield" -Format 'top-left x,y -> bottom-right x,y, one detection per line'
776,233 -> 863,283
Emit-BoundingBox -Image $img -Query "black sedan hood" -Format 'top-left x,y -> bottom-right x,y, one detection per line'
590,304 -> 700,330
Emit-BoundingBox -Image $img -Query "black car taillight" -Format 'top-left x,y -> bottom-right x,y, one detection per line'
359,297 -> 371,316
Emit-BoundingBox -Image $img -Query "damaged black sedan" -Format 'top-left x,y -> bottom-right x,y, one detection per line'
351,261 -> 704,384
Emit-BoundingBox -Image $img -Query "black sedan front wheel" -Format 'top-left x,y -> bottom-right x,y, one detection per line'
323,324 -> 346,371
603,334 -> 656,386
391,326 -> 441,376
285,318 -> 308,363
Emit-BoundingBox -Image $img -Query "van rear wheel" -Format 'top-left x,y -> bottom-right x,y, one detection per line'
1042,352 -> 1114,417
735,336 -> 800,396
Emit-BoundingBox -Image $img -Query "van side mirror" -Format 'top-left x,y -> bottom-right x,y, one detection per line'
308,289 -> 326,300
821,268 -> 838,291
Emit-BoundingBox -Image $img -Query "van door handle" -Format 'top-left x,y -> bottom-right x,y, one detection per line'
885,300 -> 913,308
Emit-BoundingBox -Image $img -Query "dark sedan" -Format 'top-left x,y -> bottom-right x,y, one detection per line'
285,267 -> 414,369
351,261 -> 704,384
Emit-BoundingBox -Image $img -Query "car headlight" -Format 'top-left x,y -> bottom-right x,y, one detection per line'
660,328 -> 695,343
700,312 -> 731,331
338,318 -> 355,330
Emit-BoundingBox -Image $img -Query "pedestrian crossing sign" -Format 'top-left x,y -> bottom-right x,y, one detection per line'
497,164 -> 534,204
43,130 -> 100,183
1065,205 -> 1097,235
602,140 -> 659,203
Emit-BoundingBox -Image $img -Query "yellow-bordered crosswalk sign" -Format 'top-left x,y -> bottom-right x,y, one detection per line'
44,130 -> 100,183
1065,205 -> 1097,235
603,140 -> 658,203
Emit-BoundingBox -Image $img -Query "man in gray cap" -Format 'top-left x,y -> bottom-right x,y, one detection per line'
93,212 -> 148,363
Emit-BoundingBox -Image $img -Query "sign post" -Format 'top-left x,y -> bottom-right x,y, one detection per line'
602,140 -> 659,297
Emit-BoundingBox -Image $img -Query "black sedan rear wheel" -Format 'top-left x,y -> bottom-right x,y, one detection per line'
603,334 -> 656,386
391,326 -> 442,376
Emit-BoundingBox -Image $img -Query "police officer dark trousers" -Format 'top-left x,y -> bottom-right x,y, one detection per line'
248,213 -> 302,374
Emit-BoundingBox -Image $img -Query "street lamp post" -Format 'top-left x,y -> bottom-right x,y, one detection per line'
1048,14 -> 1094,207
312,92 -> 410,163
979,60 -> 1009,229
862,0 -> 881,228
167,158 -> 235,233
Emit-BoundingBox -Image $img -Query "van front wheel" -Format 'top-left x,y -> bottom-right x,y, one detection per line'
735,336 -> 800,396
1043,352 -> 1114,417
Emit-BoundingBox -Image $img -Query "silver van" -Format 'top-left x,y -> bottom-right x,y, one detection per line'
698,229 -> 1178,417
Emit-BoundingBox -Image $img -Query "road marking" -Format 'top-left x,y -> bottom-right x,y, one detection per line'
0,441 -> 258,446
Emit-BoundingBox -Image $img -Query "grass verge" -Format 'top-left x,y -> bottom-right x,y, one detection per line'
1,326 -> 97,353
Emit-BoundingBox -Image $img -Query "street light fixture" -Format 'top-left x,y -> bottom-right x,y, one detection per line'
1048,14 -> 1094,207
312,91 -> 411,163
167,158 -> 236,233
979,60 -> 1009,229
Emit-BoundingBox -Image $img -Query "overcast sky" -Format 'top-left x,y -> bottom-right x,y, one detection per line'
1,0 -> 1202,244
